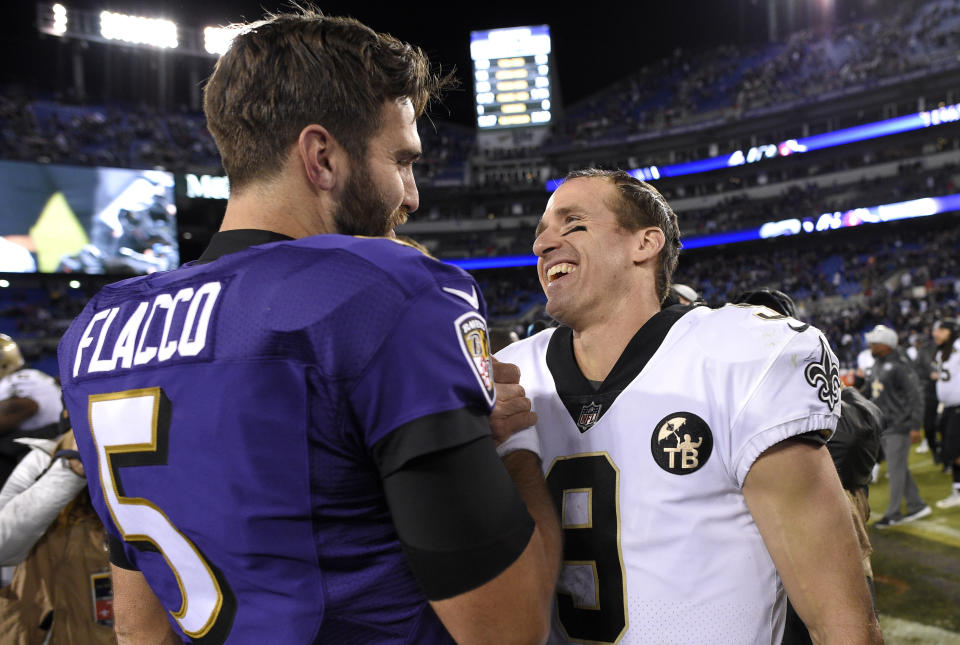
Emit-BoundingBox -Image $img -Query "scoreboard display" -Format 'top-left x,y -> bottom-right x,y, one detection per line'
470,26 -> 552,130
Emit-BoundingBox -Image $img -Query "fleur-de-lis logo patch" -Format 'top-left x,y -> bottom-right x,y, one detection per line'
804,336 -> 841,411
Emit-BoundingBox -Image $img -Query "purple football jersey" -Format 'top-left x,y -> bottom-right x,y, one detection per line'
59,235 -> 496,644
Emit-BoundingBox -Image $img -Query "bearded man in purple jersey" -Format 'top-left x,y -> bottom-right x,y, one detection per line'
58,8 -> 559,644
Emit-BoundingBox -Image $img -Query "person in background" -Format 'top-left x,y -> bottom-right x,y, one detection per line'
0,335 -> 62,486
864,324 -> 930,528
855,346 -> 875,392
667,282 -> 699,306
490,327 -> 520,354
932,318 -> 960,509
909,326 -> 939,461
659,282 -> 700,308
0,422 -> 116,644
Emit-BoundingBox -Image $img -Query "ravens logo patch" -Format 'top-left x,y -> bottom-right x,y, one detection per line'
455,312 -> 495,406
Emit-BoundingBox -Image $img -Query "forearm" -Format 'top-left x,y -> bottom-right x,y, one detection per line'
502,450 -> 562,599
787,489 -> 881,644
112,564 -> 181,644
431,451 -> 560,645
745,442 -> 882,644
116,626 -> 181,645
0,453 -> 86,565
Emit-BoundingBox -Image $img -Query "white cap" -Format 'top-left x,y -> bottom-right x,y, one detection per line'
865,325 -> 898,348
671,284 -> 698,303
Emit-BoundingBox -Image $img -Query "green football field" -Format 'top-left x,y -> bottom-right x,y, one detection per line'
867,444 -> 960,643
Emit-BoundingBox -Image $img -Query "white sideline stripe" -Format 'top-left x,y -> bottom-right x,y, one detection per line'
888,519 -> 960,549
879,614 -> 960,644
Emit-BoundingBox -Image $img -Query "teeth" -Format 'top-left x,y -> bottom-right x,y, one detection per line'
547,263 -> 577,282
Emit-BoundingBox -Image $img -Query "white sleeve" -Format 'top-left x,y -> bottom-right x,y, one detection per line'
0,450 -> 87,566
729,330 -> 842,486
495,427 -> 542,459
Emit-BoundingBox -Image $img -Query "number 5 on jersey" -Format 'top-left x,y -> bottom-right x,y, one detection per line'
89,388 -> 234,642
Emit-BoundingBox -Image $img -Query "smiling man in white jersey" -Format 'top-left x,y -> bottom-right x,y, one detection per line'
495,169 -> 882,644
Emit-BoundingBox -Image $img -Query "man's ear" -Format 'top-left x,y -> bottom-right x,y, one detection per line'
633,227 -> 665,264
298,124 -> 342,191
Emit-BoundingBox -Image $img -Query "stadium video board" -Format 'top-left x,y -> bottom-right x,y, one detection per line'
0,160 -> 178,275
471,25 -> 552,130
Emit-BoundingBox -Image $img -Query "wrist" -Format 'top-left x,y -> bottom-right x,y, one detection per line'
67,459 -> 85,477
53,449 -> 85,478
496,427 -> 541,459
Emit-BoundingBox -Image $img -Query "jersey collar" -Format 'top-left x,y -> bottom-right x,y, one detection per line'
545,304 -> 692,432
196,229 -> 294,264
547,304 -> 692,396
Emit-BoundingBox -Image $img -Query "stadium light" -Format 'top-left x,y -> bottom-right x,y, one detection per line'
204,26 -> 239,56
471,25 -> 553,130
51,3 -> 67,35
37,2 -> 69,37
99,10 -> 178,49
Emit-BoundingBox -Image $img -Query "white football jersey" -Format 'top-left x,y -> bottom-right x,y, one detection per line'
0,368 -> 62,431
935,339 -> 960,407
497,305 -> 841,645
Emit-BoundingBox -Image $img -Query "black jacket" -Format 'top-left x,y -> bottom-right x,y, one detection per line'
864,348 -> 923,436
829,388 -> 883,491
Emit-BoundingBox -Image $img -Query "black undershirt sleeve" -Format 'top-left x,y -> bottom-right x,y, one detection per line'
790,429 -> 830,447
108,533 -> 138,570
373,407 -> 535,601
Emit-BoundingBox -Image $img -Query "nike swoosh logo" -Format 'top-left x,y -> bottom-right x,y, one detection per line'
443,286 -> 480,310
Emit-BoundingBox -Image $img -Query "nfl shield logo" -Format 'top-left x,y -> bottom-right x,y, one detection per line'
577,402 -> 602,431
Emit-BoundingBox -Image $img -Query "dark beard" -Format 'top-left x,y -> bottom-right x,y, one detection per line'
332,161 -> 405,237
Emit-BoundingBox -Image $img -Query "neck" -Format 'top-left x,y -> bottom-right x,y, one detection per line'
570,292 -> 660,381
219,176 -> 336,239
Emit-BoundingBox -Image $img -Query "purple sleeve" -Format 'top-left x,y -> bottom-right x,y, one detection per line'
349,286 -> 496,451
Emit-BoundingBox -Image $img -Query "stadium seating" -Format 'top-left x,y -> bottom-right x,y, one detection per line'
3,0 -> 960,376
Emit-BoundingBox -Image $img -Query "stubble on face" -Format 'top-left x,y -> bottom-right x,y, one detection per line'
332,159 -> 407,237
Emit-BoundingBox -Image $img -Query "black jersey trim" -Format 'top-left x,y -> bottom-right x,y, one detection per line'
195,229 -> 294,264
372,407 -> 493,477
546,304 -> 693,431
790,429 -> 830,447
382,434 -> 535,601
108,533 -> 138,570
546,304 -> 692,395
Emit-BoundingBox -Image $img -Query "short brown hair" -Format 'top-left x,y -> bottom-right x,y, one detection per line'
566,169 -> 682,303
203,8 -> 448,191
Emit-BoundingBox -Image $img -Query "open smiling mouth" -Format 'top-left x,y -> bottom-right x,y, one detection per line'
547,263 -> 577,283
